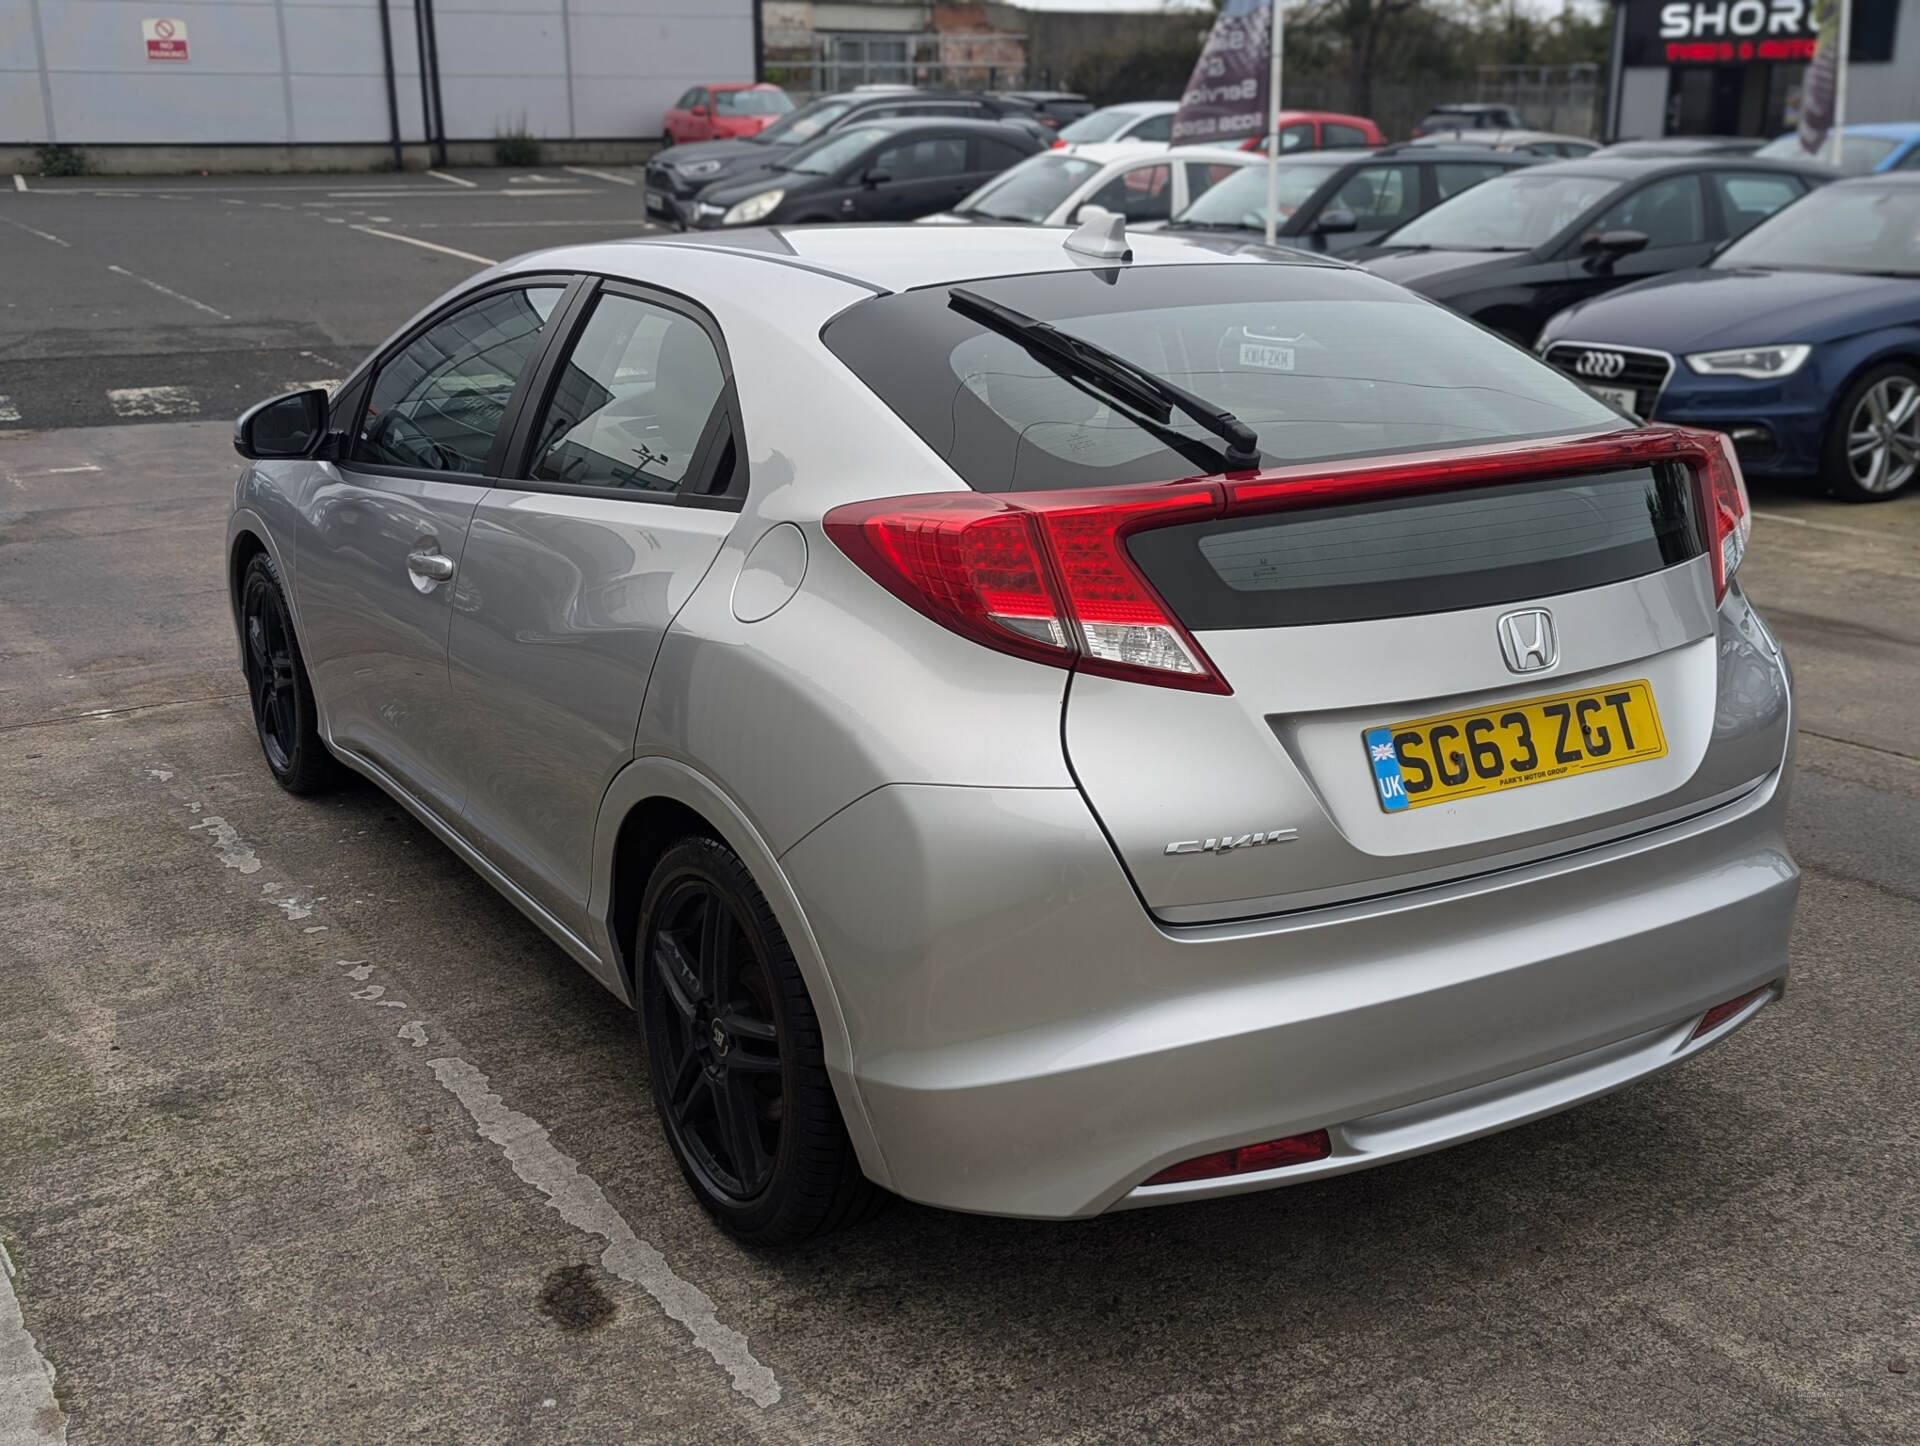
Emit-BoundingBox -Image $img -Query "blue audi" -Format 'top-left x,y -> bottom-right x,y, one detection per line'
1537,173 -> 1920,501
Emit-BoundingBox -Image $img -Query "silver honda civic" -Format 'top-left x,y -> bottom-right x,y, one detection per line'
226,222 -> 1797,1244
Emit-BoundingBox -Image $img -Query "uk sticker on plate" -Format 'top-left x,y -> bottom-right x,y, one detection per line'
1239,341 -> 1295,371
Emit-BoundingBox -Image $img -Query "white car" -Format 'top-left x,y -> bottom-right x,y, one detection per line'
925,143 -> 1258,228
1053,100 -> 1178,152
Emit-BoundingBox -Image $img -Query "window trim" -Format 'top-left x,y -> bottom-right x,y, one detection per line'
496,275 -> 749,511
337,272 -> 585,488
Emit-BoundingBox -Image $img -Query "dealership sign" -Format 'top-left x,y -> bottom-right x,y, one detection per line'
142,18 -> 189,62
1623,0 -> 1897,64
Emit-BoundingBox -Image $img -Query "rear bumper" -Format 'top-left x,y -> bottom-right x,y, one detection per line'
783,761 -> 1797,1219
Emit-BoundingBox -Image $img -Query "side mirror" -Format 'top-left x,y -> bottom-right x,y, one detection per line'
235,388 -> 329,460
1315,208 -> 1358,235
862,167 -> 892,188
690,105 -> 709,118
1579,228 -> 1650,269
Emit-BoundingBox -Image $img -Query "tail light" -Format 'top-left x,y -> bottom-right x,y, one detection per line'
825,426 -> 1738,692
1050,137 -> 1066,149
1144,1129 -> 1332,1185
1695,428 -> 1752,603
823,483 -> 1229,692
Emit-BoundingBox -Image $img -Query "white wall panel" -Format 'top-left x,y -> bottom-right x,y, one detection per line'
0,76 -> 49,144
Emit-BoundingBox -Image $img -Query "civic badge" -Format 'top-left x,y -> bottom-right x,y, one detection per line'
1497,609 -> 1557,674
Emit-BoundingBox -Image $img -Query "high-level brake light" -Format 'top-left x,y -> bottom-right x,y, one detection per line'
824,427 -> 1744,692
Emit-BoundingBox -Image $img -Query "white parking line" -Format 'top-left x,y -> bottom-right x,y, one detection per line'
0,396 -> 19,424
427,168 -> 478,188
0,1243 -> 67,1445
349,224 -> 496,266
104,264 -> 231,320
151,768 -> 782,1411
1752,509 -> 1889,541
107,386 -> 199,418
501,187 -> 598,198
563,165 -> 638,186
0,215 -> 70,247
432,1059 -> 783,1407
11,174 -> 26,192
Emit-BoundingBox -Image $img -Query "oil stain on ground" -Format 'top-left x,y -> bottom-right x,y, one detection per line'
537,1263 -> 618,1334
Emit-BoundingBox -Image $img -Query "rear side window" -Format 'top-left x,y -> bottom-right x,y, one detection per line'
1129,470 -> 1699,629
1131,112 -> 1174,142
1434,161 -> 1508,198
1710,170 -> 1803,238
1324,122 -> 1370,148
973,137 -> 1032,172
821,265 -> 1619,493
356,285 -> 563,473
877,136 -> 969,181
528,293 -> 726,494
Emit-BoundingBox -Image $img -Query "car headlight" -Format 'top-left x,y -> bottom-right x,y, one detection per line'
1684,344 -> 1811,380
722,189 -> 784,225
678,160 -> 722,179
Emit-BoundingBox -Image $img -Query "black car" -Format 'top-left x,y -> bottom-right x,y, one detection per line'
688,117 -> 1044,229
645,90 -> 1048,228
1158,147 -> 1539,256
990,90 -> 1094,130
1356,154 -> 1832,346
1411,103 -> 1525,137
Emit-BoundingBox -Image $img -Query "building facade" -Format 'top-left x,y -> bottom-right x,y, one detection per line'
1608,0 -> 1917,140
2,0 -> 753,165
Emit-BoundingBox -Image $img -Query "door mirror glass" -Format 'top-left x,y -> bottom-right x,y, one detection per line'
1579,228 -> 1651,268
1315,207 -> 1358,234
235,388 -> 328,460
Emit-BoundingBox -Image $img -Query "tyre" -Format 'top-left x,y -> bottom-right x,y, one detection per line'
238,551 -> 339,794
1821,361 -> 1920,502
637,836 -> 883,1245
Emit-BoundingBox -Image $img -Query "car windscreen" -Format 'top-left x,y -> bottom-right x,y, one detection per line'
1755,132 -> 1898,174
1715,182 -> 1920,275
779,126 -> 889,176
1057,110 -> 1136,143
1383,171 -> 1620,250
958,153 -> 1104,221
716,89 -> 793,116
755,97 -> 853,145
1173,162 -> 1341,228
821,264 -> 1621,493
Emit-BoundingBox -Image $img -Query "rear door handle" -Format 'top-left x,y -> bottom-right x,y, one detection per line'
407,549 -> 455,583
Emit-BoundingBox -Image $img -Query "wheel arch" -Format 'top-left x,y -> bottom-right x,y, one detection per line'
591,756 -> 892,1189
1815,344 -> 1920,446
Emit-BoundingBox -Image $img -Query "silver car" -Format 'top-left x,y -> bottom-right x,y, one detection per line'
227,223 -> 1798,1244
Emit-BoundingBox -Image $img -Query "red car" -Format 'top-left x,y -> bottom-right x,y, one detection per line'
1237,110 -> 1385,154
662,83 -> 794,146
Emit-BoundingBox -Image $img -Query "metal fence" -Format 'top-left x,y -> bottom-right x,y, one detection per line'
762,32 -> 1024,103
1472,64 -> 1603,139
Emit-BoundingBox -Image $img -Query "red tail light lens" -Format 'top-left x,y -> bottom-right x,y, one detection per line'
825,483 -> 1229,691
1695,428 -> 1752,603
1050,137 -> 1066,149
1145,1130 -> 1332,1186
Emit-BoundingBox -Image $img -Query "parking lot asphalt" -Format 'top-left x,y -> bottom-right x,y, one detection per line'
3,174 -> 1920,1445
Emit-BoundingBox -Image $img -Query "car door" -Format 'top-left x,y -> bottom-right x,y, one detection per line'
446,280 -> 741,945
851,132 -> 974,221
293,279 -> 569,817
1532,173 -> 1715,325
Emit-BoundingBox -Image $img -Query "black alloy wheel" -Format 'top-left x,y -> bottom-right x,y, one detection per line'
638,837 -> 882,1244
239,551 -> 336,794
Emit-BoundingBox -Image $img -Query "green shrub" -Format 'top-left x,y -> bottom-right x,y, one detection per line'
35,144 -> 88,177
493,120 -> 541,167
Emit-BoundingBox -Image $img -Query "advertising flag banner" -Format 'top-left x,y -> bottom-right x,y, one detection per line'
1796,0 -> 1841,153
1170,0 -> 1272,148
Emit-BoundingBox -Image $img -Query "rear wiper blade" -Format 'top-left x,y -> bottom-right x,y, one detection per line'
948,287 -> 1263,471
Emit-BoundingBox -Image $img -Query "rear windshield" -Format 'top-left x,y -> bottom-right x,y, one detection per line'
1058,109 -> 1135,143
1130,469 -> 1700,629
1754,131 -> 1896,174
821,263 -> 1620,493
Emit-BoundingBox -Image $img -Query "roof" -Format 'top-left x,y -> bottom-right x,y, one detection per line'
706,82 -> 781,92
1832,170 -> 1920,187
511,223 -> 1337,299
1517,153 -> 1831,180
1423,102 -> 1512,113
1833,122 -> 1920,138
1091,100 -> 1179,117
823,115 -> 1042,136
1405,129 -> 1591,148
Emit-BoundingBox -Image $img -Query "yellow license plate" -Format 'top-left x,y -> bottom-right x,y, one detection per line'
1364,680 -> 1666,812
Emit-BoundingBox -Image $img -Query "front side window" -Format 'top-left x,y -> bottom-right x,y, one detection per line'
1174,160 -> 1338,228
355,285 -> 563,473
755,97 -> 852,146
675,89 -> 700,110
1330,164 -> 1418,225
529,294 -> 727,494
1057,109 -> 1132,144
1710,170 -> 1804,238
874,136 -> 969,182
1590,175 -> 1705,248
783,126 -> 890,176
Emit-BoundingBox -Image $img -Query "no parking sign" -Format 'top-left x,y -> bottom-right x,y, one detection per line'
142,18 -> 189,62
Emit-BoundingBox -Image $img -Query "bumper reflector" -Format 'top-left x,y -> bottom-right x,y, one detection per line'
1144,1129 -> 1332,1186
1689,986 -> 1770,1042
